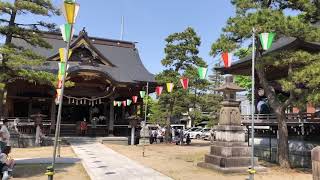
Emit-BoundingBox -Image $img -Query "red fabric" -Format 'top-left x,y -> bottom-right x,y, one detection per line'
180,78 -> 189,90
80,121 -> 87,130
155,86 -> 163,96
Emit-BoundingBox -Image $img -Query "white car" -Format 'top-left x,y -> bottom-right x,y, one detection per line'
184,127 -> 201,134
188,128 -> 203,139
200,128 -> 211,140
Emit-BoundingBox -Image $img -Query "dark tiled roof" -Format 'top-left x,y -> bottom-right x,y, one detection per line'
215,37 -> 320,75
12,31 -> 155,84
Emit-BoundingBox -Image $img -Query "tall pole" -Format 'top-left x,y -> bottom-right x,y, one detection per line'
144,82 -> 149,122
249,27 -> 256,180
142,82 -> 148,157
51,25 -> 73,170
120,16 -> 124,40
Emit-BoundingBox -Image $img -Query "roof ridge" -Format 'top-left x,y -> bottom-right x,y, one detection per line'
40,31 -> 136,47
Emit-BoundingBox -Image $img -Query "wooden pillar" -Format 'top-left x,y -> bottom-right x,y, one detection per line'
28,98 -> 32,118
121,105 -> 125,121
108,98 -> 114,136
3,90 -> 8,118
50,98 -> 56,133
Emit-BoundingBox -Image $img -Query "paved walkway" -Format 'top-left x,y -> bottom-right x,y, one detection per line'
70,142 -> 173,180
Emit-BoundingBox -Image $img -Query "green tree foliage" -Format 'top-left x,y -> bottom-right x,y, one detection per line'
156,27 -> 209,140
208,64 -> 224,93
0,0 -> 60,116
210,0 -> 320,168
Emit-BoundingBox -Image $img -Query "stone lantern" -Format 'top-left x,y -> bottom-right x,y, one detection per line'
198,75 -> 264,173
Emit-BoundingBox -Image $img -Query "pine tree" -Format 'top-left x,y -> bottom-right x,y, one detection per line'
156,27 -> 209,141
0,0 -> 59,117
211,0 -> 320,168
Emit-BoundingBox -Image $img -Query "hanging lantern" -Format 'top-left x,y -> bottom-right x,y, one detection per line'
198,67 -> 207,79
127,99 -> 132,106
180,78 -> 189,90
166,83 -> 174,93
222,52 -> 232,68
155,86 -> 163,96
76,100 -> 78,105
99,99 -> 102,104
80,99 -> 82,104
59,48 -> 72,62
117,101 -> 121,107
140,91 -> 146,98
60,23 -> 75,42
68,98 -> 71,104
72,98 -> 75,104
62,0 -> 80,24
259,32 -> 275,50
122,101 -> 127,107
132,96 -> 138,103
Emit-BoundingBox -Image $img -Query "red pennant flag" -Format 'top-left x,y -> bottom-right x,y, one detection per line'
180,78 -> 189,90
132,96 -> 138,103
122,101 -> 126,107
57,80 -> 63,89
155,86 -> 163,96
222,52 -> 232,68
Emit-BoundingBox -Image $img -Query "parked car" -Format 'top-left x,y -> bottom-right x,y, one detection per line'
184,127 -> 201,134
200,128 -> 211,140
188,128 -> 203,139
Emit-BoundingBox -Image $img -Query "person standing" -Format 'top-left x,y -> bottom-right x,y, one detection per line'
0,119 -> 10,151
80,118 -> 88,136
91,117 -> 97,137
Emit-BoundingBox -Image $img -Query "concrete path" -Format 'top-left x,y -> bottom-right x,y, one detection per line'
70,142 -> 173,180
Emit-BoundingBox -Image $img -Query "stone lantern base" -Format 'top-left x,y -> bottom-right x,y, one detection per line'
198,125 -> 266,173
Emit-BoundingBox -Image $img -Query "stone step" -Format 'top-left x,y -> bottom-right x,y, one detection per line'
204,154 -> 258,168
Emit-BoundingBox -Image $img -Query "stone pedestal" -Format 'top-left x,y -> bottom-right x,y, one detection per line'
312,146 -> 320,180
198,125 -> 261,173
139,123 -> 149,145
198,75 -> 265,173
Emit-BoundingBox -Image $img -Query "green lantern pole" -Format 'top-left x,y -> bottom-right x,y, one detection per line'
47,1 -> 79,180
249,27 -> 256,180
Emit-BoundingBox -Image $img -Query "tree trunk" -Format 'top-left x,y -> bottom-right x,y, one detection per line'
275,107 -> 290,168
0,89 -> 3,117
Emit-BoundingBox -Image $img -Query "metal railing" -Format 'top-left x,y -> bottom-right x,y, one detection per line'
241,113 -> 320,124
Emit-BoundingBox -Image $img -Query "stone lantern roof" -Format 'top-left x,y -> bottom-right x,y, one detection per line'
214,75 -> 245,92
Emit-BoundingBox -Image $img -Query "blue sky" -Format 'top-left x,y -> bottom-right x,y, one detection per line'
15,0 -> 235,74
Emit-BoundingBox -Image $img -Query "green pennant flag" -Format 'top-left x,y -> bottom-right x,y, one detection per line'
117,101 -> 121,107
60,23 -> 74,42
58,62 -> 66,75
140,91 -> 146,98
127,99 -> 132,106
198,67 -> 207,79
259,32 -> 275,50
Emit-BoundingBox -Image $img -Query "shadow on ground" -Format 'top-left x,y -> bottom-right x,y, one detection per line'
12,163 -> 78,178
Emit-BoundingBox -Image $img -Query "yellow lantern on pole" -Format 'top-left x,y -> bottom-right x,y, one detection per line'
62,0 -> 80,24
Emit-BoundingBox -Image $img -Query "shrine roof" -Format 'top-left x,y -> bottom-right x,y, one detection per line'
12,29 -> 155,84
215,37 -> 320,76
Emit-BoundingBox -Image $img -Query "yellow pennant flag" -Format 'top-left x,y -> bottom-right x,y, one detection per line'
166,83 -> 174,93
59,48 -> 72,62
